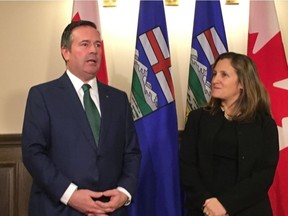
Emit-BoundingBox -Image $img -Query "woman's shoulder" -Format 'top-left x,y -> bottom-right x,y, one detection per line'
186,107 -> 213,121
256,112 -> 277,128
187,107 -> 204,117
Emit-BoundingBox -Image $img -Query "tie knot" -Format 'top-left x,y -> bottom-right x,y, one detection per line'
82,84 -> 91,92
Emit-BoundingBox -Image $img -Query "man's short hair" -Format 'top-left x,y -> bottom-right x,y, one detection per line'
61,20 -> 98,49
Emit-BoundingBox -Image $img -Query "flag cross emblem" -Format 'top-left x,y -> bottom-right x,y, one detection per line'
131,26 -> 175,121
197,27 -> 227,65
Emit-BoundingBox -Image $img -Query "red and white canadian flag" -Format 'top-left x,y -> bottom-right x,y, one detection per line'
72,0 -> 108,84
248,1 -> 288,215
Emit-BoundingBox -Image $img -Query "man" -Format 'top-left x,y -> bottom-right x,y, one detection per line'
22,20 -> 141,216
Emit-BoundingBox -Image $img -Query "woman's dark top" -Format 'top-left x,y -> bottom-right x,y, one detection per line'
180,108 -> 279,216
212,116 -> 238,195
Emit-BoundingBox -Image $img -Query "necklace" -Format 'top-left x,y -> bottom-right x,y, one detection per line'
224,112 -> 232,120
220,106 -> 232,120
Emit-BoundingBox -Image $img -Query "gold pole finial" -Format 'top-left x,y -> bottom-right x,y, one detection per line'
226,0 -> 239,5
103,0 -> 117,7
165,0 -> 179,6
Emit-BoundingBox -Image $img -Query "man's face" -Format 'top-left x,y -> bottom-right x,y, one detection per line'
62,25 -> 102,82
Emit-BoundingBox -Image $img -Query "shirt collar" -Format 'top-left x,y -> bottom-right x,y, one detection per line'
66,70 -> 98,93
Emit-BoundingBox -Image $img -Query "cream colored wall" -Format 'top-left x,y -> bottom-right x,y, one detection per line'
0,0 -> 287,134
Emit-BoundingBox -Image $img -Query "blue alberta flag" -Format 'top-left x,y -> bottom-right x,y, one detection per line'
186,0 -> 228,114
129,0 -> 183,215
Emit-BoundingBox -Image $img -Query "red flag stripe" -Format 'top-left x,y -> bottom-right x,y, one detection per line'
248,1 -> 288,215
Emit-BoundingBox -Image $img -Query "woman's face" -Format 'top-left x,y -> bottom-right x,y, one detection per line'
211,58 -> 243,107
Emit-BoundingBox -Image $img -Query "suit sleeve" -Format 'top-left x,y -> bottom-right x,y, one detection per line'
22,87 -> 71,202
115,93 -> 141,197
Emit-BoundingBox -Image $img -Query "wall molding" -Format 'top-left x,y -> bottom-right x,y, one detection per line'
0,134 -> 21,146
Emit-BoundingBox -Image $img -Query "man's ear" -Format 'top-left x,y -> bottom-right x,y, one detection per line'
61,47 -> 70,62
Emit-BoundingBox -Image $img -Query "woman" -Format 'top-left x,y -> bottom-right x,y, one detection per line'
180,52 -> 279,216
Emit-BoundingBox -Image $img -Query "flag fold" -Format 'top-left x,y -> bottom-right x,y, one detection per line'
186,0 -> 228,115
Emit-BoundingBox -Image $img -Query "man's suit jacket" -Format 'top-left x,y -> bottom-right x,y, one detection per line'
22,72 -> 141,216
180,108 -> 279,216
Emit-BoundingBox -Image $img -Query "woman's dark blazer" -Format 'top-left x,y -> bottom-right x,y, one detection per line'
180,108 -> 279,216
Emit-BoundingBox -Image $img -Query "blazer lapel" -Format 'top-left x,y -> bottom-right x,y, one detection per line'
200,110 -> 224,154
236,119 -> 260,179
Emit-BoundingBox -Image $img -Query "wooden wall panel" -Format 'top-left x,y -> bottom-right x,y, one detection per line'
0,163 -> 15,216
0,134 -> 31,216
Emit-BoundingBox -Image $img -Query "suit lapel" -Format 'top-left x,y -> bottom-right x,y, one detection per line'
57,73 -> 98,150
97,81 -> 112,149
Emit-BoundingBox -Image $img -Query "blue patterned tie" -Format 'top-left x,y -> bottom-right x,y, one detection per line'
82,84 -> 101,145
